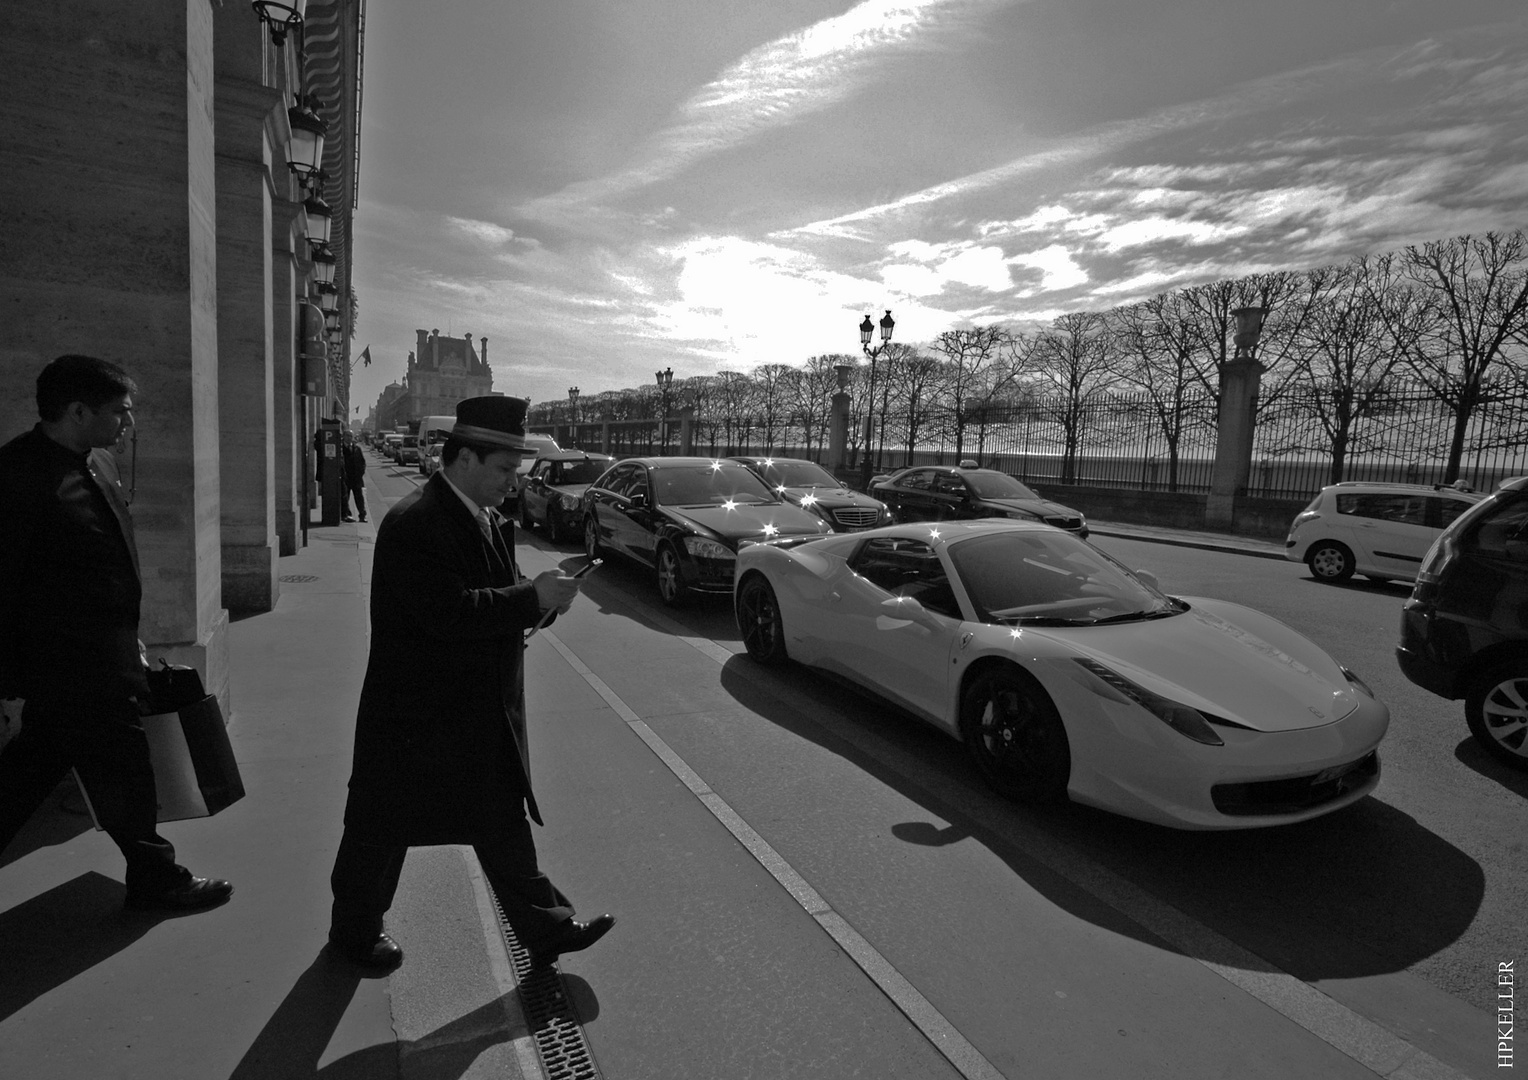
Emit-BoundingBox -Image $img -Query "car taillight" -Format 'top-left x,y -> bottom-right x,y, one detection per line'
1414,532 -> 1456,586
1290,510 -> 1319,528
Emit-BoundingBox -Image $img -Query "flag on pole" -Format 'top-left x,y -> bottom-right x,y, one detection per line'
360,345 -> 372,367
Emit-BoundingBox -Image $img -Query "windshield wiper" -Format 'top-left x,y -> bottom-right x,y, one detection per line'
1089,605 -> 1183,625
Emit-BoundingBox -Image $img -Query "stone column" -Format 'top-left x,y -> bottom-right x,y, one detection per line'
1205,357 -> 1263,530
828,390 -> 851,474
214,22 -> 284,612
272,196 -> 304,555
0,0 -> 232,706
677,406 -> 695,455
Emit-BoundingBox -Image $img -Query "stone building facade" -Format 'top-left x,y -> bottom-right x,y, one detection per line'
0,1 -> 363,712
371,329 -> 494,429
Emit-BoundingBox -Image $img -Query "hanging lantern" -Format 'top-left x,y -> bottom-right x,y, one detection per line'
304,194 -> 332,249
251,0 -> 306,47
287,100 -> 327,185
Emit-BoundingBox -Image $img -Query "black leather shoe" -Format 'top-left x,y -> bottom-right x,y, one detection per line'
124,876 -> 233,911
529,914 -> 615,968
327,931 -> 404,971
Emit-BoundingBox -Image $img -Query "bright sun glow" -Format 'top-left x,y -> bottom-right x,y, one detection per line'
929,528 -> 941,540
762,523 -> 779,537
800,493 -> 817,506
722,499 -> 738,510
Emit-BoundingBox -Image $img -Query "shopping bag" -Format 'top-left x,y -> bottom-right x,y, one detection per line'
75,695 -> 246,826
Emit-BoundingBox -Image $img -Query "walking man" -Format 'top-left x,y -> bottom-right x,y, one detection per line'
327,395 -> 613,969
0,355 -> 232,911
341,431 -> 367,523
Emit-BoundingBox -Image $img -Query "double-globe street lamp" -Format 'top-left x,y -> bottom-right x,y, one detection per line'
858,309 -> 895,490
656,367 -> 674,452
568,385 -> 580,424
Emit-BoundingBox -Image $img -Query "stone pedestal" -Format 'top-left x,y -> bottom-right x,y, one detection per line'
1206,357 -> 1263,530
829,391 -> 851,474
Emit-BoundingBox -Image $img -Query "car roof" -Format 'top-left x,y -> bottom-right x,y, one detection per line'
732,455 -> 822,467
614,456 -> 757,468
1322,481 -> 1484,498
539,450 -> 612,461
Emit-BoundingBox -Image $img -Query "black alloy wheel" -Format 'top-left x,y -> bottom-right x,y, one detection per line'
736,574 -> 788,665
959,665 -> 1071,804
584,515 -> 602,560
1306,540 -> 1356,582
1466,660 -> 1528,772
655,543 -> 688,607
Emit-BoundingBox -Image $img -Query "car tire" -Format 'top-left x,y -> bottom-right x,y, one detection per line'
546,508 -> 564,545
584,515 -> 602,560
736,574 -> 787,665
959,665 -> 1071,804
1306,541 -> 1356,582
519,496 -> 534,532
1466,660 -> 1528,771
655,543 -> 688,607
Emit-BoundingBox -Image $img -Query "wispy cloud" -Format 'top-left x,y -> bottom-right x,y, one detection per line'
519,0 -> 1021,224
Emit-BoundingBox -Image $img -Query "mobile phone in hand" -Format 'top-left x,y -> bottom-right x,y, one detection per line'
572,558 -> 602,579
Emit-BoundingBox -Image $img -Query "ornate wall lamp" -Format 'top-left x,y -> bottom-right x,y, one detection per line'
287,99 -> 327,189
251,0 -> 306,46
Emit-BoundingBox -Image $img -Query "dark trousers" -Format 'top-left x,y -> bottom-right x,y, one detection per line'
0,697 -> 182,891
329,808 -> 573,952
342,477 -> 367,520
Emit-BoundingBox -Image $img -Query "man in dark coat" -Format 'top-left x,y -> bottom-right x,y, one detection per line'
340,431 -> 367,522
327,395 -> 614,970
0,354 -> 232,910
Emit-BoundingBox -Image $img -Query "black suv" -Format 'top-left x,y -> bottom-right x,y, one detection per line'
1396,476 -> 1528,770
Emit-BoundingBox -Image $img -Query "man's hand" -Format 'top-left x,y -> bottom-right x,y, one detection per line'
0,698 -> 23,726
532,569 -> 583,615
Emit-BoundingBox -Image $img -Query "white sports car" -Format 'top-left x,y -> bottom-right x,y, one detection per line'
734,520 -> 1389,830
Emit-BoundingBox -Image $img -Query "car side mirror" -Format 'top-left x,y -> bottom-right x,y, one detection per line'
880,595 -> 940,626
628,492 -> 648,510
1134,569 -> 1161,591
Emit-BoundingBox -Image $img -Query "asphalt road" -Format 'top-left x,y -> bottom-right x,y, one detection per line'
365,452 -> 1513,1078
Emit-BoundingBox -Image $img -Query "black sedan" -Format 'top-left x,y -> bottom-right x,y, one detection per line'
518,451 -> 615,543
729,456 -> 891,532
582,457 -> 832,605
871,465 -> 1088,536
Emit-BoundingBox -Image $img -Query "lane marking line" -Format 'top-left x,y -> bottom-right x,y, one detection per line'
542,629 -> 1006,1080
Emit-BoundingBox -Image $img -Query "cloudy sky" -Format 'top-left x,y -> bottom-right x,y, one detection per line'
348,0 -> 1528,414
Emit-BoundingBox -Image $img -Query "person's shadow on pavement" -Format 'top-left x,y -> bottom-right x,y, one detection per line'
0,871 -> 164,1022
229,952 -> 531,1080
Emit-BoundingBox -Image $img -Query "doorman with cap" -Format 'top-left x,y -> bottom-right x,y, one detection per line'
327,395 -> 614,970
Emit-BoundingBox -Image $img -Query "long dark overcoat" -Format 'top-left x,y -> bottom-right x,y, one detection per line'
342,474 -> 548,844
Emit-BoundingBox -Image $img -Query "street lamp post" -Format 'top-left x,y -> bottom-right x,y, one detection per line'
568,385 -> 580,423
858,309 -> 894,490
656,367 -> 674,453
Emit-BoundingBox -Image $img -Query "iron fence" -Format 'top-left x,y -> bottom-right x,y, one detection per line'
550,381 -> 1528,497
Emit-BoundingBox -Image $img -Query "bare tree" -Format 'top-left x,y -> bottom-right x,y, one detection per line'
882,347 -> 944,469
927,326 -> 1020,460
1290,255 -> 1418,483
1107,293 -> 1213,491
1027,312 -> 1118,484
794,355 -> 850,459
713,370 -> 754,455
1392,231 -> 1528,481
751,363 -> 798,452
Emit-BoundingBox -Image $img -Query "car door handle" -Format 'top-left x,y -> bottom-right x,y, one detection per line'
830,590 -> 841,601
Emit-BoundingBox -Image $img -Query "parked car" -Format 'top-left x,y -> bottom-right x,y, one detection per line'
734,519 -> 1388,829
582,456 -> 832,605
518,451 -> 615,543
870,465 -> 1087,537
1396,475 -> 1528,770
382,433 -> 403,461
728,456 -> 891,532
495,433 -> 560,515
397,435 -> 421,467
420,443 -> 444,477
1284,481 -> 1483,583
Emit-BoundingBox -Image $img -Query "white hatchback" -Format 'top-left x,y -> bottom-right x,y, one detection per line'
1284,482 -> 1482,582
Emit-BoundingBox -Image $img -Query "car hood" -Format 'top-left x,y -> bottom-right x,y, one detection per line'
547,482 -> 593,498
781,485 -> 880,509
982,497 -> 1081,519
664,502 -> 832,545
1031,606 -> 1359,732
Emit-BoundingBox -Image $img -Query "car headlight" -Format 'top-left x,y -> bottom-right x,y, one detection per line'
1073,658 -> 1225,746
1005,510 -> 1041,521
557,493 -> 580,511
683,536 -> 735,560
1340,666 -> 1375,698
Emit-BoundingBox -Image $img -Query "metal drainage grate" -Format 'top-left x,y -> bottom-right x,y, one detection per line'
278,575 -> 320,583
490,888 -> 603,1080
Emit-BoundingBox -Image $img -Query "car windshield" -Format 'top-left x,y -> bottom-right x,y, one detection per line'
963,471 -> 1039,500
755,460 -> 838,488
654,464 -> 776,505
551,459 -> 607,485
947,531 -> 1182,625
